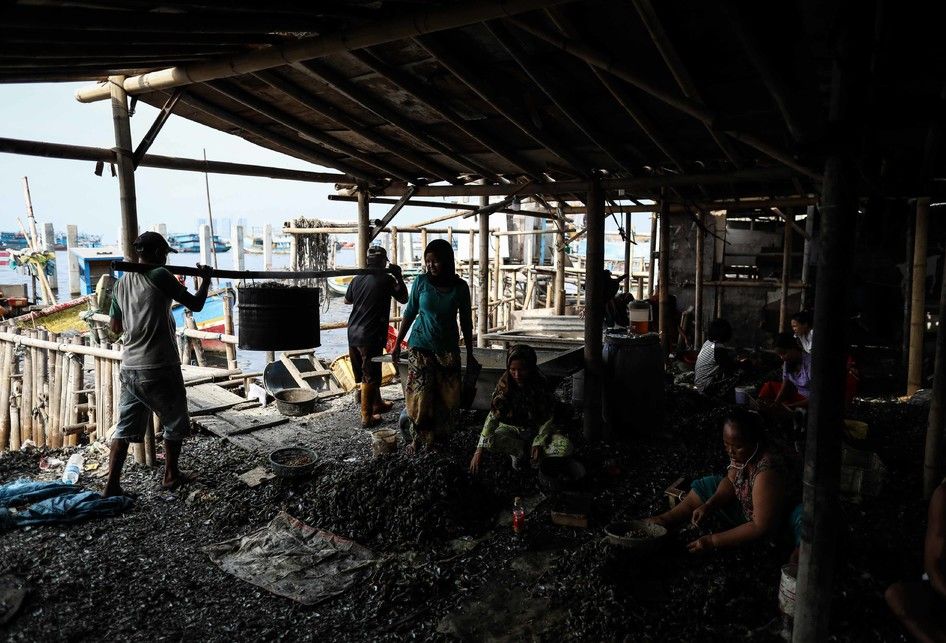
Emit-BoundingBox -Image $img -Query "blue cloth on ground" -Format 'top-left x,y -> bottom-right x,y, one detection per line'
0,479 -> 132,531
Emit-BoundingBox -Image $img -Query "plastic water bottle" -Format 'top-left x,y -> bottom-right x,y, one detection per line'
512,497 -> 525,535
62,453 -> 83,484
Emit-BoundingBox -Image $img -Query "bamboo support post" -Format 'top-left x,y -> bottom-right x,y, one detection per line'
923,245 -> 946,496
33,331 -> 45,446
779,211 -> 794,332
144,414 -> 157,466
648,212 -> 658,298
658,196 -> 670,354
48,339 -> 62,449
184,310 -> 206,367
908,197 -> 930,395
10,403 -> 20,452
357,187 -> 370,268
624,212 -> 632,293
694,212 -> 705,347
390,227 -> 400,319
554,222 -> 566,314
477,205 -> 490,347
101,356 -> 113,442
420,229 -> 429,257
800,205 -> 815,310
20,332 -> 32,445
0,337 -> 13,450
68,337 -> 83,447
110,75 -> 140,262
583,177 -> 605,441
88,391 -> 96,441
492,236 -> 501,327
222,291 -> 238,370
111,344 -> 120,436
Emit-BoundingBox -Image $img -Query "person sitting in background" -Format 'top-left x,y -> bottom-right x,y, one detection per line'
648,408 -> 801,555
602,270 -> 635,329
469,344 -> 572,474
790,311 -> 814,353
758,333 -> 812,409
885,478 -> 946,642
694,318 -> 740,399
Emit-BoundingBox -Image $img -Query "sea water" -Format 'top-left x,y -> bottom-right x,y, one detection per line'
2,248 -> 358,373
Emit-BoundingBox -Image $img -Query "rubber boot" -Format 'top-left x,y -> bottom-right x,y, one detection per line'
361,383 -> 382,428
372,383 -> 394,415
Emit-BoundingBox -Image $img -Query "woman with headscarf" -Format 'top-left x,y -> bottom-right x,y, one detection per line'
468,344 -> 573,474
392,239 -> 477,452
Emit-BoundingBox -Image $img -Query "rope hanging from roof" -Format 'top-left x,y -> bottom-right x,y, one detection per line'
289,217 -> 331,312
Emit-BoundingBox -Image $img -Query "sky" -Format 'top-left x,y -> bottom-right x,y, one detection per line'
0,82 -> 646,244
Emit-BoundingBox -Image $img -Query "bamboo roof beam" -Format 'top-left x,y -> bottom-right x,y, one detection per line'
291,60 -> 490,180
0,136 -> 354,184
74,0 -> 574,103
507,17 -> 822,181
132,88 -> 185,169
485,20 -> 644,172
206,80 -> 417,182
178,93 -> 377,183
347,49 -> 540,179
630,0 -> 744,167
254,70 -> 454,184
556,195 -> 818,213
327,194 -> 524,217
377,166 -> 794,197
415,33 -> 589,176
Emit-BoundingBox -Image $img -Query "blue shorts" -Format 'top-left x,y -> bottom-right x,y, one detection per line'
115,367 -> 190,443
691,474 -> 802,546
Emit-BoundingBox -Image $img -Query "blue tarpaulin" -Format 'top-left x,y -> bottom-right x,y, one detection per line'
0,479 -> 132,531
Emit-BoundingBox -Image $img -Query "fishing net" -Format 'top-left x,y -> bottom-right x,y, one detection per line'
289,217 -> 332,312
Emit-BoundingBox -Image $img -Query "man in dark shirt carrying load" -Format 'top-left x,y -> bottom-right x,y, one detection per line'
104,232 -> 212,497
345,245 -> 408,428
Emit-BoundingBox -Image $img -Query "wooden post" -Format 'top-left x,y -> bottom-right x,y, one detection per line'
48,340 -> 62,449
624,212 -> 632,293
477,205 -> 490,347
554,221 -> 566,314
713,212 -> 728,318
184,310 -> 206,367
42,223 -> 59,292
467,229 -> 476,325
924,250 -> 946,496
648,212 -> 657,297
694,212 -> 705,347
357,187 -> 370,268
390,226 -> 400,319
69,337 -> 83,447
111,344 -> 121,437
33,331 -> 44,446
779,211 -> 795,332
145,414 -> 158,467
20,333 -> 32,444
658,194 -> 671,354
492,236 -> 501,327
0,338 -> 13,450
908,197 -> 930,395
420,229 -> 429,257
583,177 -> 605,441
800,205 -> 815,309
109,75 -> 140,262
447,226 -> 453,247
198,223 -> 213,268
263,223 -> 273,271
792,60 -> 857,643
222,290 -> 238,370
232,224 -> 245,271
10,403 -> 20,452
101,354 -> 113,442
67,224 -> 81,296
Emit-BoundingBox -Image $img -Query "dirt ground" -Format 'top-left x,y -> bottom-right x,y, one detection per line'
0,382 -> 929,642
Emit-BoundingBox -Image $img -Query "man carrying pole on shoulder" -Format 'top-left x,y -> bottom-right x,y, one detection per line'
104,231 -> 212,497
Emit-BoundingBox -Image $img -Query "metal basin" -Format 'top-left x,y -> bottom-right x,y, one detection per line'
604,520 -> 668,549
269,447 -> 318,478
274,388 -> 318,416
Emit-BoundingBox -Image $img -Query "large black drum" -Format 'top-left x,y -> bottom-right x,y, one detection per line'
602,331 -> 665,435
237,286 -> 321,351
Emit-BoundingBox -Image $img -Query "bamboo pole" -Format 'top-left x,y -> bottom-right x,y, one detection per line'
10,402 -> 20,452
145,414 -> 157,467
0,337 -> 13,450
555,221 -> 566,314
68,337 -> 83,447
20,332 -> 32,444
110,75 -> 140,262
908,197 -> 930,395
60,345 -> 73,447
447,226 -> 453,247
47,340 -> 63,449
923,250 -> 946,496
357,188 -> 370,269
0,332 -> 122,360
111,344 -> 120,437
648,212 -> 657,297
800,205 -> 815,310
658,194 -> 670,354
222,291 -> 237,370
492,236 -> 501,328
101,355 -> 113,442
33,331 -> 44,446
477,206 -> 490,347
184,310 -> 206,367
390,227 -> 400,320
583,176 -> 605,441
694,212 -> 705,347
779,211 -> 795,332
467,229 -> 476,327
420,229 -> 429,257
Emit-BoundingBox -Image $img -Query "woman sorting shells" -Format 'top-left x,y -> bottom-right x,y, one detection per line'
647,408 -> 802,555
392,239 -> 477,453
468,344 -> 572,474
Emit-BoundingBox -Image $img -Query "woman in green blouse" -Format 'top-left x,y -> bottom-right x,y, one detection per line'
392,239 -> 477,452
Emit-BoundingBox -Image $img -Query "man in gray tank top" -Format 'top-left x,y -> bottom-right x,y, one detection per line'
104,232 -> 212,497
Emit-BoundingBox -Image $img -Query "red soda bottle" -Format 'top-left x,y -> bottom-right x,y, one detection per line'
512,497 -> 525,534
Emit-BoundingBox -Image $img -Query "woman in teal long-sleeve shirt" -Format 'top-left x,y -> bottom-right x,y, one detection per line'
392,239 -> 477,452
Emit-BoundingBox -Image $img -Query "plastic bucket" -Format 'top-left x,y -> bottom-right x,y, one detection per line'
371,428 -> 398,456
778,563 -> 798,617
735,386 -> 753,406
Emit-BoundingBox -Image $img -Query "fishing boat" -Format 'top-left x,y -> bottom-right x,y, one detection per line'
326,274 -> 353,297
0,249 -> 11,267
244,235 -> 291,254
71,247 -> 124,295
168,233 -> 231,253
0,232 -> 29,250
